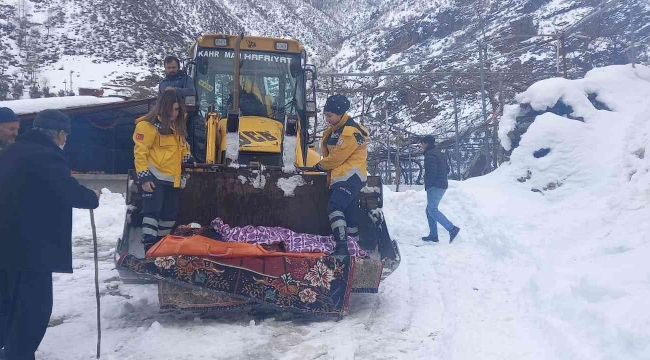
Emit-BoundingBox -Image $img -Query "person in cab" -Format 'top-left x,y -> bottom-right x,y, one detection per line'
133,89 -> 194,253
315,94 -> 369,256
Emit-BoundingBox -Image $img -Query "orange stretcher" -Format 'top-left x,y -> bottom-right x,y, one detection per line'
145,234 -> 325,259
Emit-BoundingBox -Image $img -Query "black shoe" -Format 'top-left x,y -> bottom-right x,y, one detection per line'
449,227 -> 460,243
143,243 -> 155,255
421,235 -> 439,242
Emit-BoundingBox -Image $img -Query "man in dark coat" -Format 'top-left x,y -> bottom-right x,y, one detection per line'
0,109 -> 100,360
420,135 -> 460,243
158,55 -> 196,98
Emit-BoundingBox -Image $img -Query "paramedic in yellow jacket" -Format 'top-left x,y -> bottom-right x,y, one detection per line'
133,90 -> 194,252
314,94 -> 369,256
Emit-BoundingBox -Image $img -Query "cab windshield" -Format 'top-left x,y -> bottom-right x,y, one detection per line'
194,49 -> 305,121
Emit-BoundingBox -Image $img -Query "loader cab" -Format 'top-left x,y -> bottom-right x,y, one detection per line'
185,35 -> 318,165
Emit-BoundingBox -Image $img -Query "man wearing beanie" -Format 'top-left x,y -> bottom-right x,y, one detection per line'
315,94 -> 369,256
0,107 -> 20,153
0,109 -> 100,359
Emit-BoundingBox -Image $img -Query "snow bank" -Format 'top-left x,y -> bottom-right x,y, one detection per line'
0,96 -> 124,115
481,64 -> 650,359
498,64 -> 650,195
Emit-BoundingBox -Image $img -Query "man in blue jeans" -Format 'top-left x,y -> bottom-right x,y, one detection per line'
420,135 -> 460,243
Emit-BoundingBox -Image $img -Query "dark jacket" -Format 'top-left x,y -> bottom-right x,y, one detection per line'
423,147 -> 449,189
0,130 -> 99,273
158,72 -> 196,98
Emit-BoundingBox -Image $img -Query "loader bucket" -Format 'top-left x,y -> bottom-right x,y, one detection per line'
114,166 -> 400,316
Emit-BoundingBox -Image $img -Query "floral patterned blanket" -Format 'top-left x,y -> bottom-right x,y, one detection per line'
117,252 -> 355,315
210,217 -> 368,257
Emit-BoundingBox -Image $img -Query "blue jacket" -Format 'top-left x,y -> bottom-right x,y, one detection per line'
158,72 -> 196,98
0,130 -> 99,273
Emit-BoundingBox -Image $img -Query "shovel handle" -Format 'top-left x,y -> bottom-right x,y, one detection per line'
90,209 -> 101,359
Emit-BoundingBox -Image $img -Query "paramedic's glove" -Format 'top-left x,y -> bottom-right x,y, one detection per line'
314,163 -> 324,172
183,154 -> 196,165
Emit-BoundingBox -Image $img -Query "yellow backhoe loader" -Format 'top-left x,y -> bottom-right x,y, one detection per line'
114,34 -> 400,316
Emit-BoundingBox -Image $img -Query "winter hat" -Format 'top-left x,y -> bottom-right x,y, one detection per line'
0,107 -> 18,124
323,94 -> 350,115
420,135 -> 436,147
34,109 -> 71,134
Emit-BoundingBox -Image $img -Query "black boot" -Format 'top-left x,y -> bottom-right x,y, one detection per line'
331,239 -> 349,256
449,226 -> 461,243
328,210 -> 350,257
422,235 -> 439,242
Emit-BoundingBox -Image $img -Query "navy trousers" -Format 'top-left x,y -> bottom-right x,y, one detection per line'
0,270 -> 53,360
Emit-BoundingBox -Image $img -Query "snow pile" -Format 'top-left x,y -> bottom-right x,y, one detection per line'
498,65 -> 650,195
276,175 -> 306,197
0,96 -> 123,115
282,135 -> 297,172
225,132 -> 240,162
480,64 -> 650,358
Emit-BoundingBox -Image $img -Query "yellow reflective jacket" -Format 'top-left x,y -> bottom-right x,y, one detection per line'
319,114 -> 369,187
133,117 -> 192,188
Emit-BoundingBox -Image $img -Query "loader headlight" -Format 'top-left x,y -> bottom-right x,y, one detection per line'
214,38 -> 228,47
184,96 -> 196,106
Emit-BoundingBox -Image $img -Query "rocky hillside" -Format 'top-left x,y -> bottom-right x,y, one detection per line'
0,0 -> 648,138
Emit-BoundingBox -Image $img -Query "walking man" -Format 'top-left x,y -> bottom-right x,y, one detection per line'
0,109 -> 100,359
420,135 -> 460,243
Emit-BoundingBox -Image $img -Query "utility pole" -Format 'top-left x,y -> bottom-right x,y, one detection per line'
556,35 -> 561,74
385,106 -> 391,184
453,79 -> 461,180
561,33 -> 568,78
495,73 -> 504,168
395,130 -> 401,191
628,0 -> 637,68
478,41 -> 490,172
69,70 -> 74,95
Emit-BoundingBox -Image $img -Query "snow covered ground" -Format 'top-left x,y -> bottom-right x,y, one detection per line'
34,64 -> 650,359
36,56 -> 152,97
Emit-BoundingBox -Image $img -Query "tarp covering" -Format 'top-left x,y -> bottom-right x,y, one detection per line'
17,98 -> 153,174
